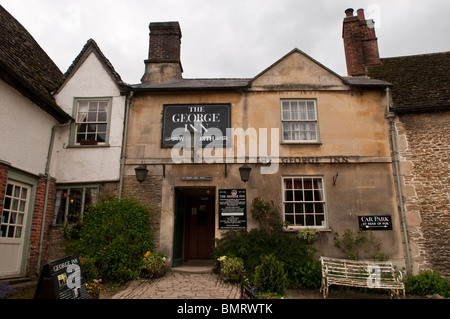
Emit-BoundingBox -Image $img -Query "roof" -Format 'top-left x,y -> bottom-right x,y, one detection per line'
132,48 -> 390,92
0,5 -> 71,123
367,52 -> 450,113
58,38 -> 130,95
133,78 -> 250,91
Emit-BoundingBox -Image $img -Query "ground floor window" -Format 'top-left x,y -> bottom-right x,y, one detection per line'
53,186 -> 98,225
1,181 -> 30,238
282,176 -> 327,228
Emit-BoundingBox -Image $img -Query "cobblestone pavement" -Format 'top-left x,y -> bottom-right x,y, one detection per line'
110,271 -> 241,299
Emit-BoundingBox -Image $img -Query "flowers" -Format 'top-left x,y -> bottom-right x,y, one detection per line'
0,282 -> 16,299
141,251 -> 168,278
86,279 -> 102,299
218,255 -> 245,283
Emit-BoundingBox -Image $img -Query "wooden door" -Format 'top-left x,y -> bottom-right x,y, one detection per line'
184,195 -> 215,260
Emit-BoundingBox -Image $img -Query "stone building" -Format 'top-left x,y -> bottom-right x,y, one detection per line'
343,8 -> 449,277
367,52 -> 450,276
122,20 -> 406,268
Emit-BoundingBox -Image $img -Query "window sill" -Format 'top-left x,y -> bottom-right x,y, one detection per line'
281,141 -> 322,145
67,143 -> 110,149
284,227 -> 331,232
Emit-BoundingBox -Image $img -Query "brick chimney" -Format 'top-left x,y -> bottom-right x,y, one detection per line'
141,21 -> 183,84
342,8 -> 381,76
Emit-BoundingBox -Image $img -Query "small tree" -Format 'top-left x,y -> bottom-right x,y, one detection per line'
253,255 -> 288,295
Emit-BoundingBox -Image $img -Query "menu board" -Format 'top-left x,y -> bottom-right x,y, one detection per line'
34,255 -> 89,299
219,189 -> 247,229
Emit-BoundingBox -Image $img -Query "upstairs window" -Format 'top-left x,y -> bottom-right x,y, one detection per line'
72,98 -> 111,146
281,100 -> 319,142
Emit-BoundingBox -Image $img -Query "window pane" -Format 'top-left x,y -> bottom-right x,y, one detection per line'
284,178 -> 293,189
285,203 -> 294,214
285,190 -> 293,201
98,112 -> 107,122
89,102 -> 98,112
285,214 -> 295,225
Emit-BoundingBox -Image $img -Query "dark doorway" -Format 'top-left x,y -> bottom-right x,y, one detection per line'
173,188 -> 215,266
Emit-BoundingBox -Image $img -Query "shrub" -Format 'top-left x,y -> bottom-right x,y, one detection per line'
253,255 -> 288,295
218,256 -> 245,283
80,257 -> 99,283
69,195 -> 154,282
405,270 -> 450,297
141,251 -> 168,278
214,228 -> 321,288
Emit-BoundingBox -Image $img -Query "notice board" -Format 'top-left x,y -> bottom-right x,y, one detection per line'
34,255 -> 89,299
219,189 -> 247,229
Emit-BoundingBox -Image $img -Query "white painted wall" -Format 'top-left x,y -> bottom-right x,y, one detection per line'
0,79 -> 57,175
53,52 -> 125,183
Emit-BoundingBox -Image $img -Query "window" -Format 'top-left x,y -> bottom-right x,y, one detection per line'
282,177 -> 327,228
73,99 -> 111,145
281,100 -> 319,142
1,182 -> 30,238
53,186 -> 98,225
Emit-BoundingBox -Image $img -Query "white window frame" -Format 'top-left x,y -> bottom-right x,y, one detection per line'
282,176 -> 328,230
70,97 -> 112,147
281,99 -> 320,143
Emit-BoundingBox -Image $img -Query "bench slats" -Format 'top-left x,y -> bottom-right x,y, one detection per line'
320,256 -> 405,298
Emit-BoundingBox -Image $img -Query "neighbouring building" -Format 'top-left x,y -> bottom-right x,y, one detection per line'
0,5 -> 72,277
0,5 -> 129,277
122,20 -> 407,269
367,52 -> 450,277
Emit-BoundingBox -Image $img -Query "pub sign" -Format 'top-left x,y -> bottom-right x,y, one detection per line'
162,104 -> 231,148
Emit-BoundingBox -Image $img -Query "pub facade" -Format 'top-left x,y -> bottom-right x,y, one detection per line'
121,21 -> 407,268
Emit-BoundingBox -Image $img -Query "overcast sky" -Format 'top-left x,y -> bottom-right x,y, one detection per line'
2,0 -> 449,84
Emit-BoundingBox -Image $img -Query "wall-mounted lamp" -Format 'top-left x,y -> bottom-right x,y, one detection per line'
135,164 -> 149,183
239,163 -> 252,183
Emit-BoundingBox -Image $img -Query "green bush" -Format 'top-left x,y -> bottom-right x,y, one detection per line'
69,196 -> 154,282
254,255 -> 288,295
218,256 -> 245,283
214,228 -> 321,288
140,251 -> 168,278
405,270 -> 450,297
80,257 -> 99,283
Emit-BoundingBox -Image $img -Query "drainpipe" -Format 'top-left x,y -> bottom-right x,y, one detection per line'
36,120 -> 72,275
385,87 -> 412,276
119,91 -> 134,198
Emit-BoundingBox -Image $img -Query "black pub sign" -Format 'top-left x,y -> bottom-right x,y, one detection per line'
219,189 -> 247,230
34,255 -> 89,299
162,104 -> 231,148
359,215 -> 393,231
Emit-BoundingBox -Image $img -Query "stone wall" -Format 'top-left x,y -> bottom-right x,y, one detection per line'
122,175 -> 163,250
396,110 -> 450,277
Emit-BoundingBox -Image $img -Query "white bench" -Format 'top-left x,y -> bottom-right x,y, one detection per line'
320,256 -> 405,298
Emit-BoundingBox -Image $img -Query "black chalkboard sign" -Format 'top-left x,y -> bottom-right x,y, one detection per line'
241,285 -> 255,299
34,255 -> 89,299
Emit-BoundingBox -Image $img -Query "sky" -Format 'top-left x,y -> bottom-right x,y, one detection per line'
1,0 -> 450,84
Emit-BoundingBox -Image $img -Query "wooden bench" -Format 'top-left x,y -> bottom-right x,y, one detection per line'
320,256 -> 405,298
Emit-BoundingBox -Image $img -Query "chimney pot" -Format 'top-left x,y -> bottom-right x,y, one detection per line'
345,8 -> 354,17
357,8 -> 365,21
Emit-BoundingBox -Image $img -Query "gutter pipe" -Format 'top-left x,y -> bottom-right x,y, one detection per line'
36,120 -> 72,275
385,87 -> 412,275
119,91 -> 134,198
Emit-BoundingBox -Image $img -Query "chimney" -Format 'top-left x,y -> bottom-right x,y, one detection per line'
342,8 -> 381,76
141,21 -> 183,84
